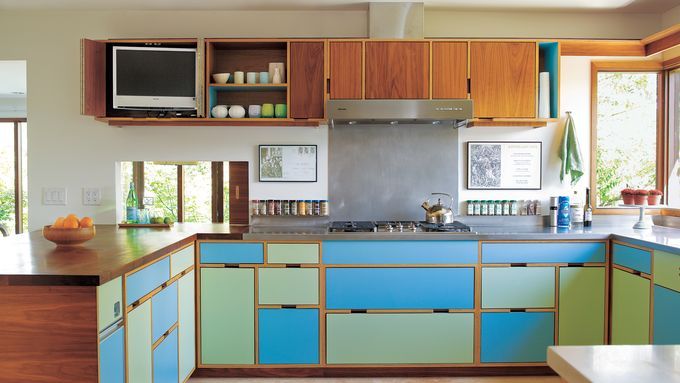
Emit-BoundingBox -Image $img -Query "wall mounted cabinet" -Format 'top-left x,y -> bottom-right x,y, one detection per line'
432,41 -> 468,99
365,41 -> 430,99
289,41 -> 326,119
328,41 -> 363,99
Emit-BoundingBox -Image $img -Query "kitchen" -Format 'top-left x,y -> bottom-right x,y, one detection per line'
1,1 -> 680,383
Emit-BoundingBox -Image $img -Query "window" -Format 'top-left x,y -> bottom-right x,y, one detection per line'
668,68 -> 680,208
591,62 -> 663,210
0,119 -> 27,234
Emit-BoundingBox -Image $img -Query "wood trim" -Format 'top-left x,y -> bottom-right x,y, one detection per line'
559,40 -> 645,57
177,165 -> 185,223
663,55 -> 680,70
467,119 -> 548,128
590,61 -> 663,71
80,38 -> 106,116
194,366 -> 555,376
228,161 -> 249,225
97,117 -> 321,127
642,24 -> 680,56
13,121 -> 23,234
0,118 -> 26,123
211,162 -> 224,223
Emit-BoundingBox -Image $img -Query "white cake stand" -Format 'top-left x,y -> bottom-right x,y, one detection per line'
618,204 -> 665,229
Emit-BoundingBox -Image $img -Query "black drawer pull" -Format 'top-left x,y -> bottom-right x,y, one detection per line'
286,264 -> 302,268
510,309 -> 527,312
433,309 -> 449,313
351,309 -> 367,314
511,263 -> 528,267
282,305 -> 296,309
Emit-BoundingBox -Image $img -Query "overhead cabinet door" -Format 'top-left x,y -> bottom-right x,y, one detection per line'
365,41 -> 429,99
329,41 -> 363,99
290,41 -> 325,119
470,42 -> 537,118
432,41 -> 468,99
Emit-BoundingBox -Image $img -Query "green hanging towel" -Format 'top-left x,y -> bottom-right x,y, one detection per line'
559,112 -> 584,186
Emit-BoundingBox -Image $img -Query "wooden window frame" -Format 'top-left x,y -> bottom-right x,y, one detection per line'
0,118 -> 27,234
661,60 -> 680,216
590,61 -> 665,215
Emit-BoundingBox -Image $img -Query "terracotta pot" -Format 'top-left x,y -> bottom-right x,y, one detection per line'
633,194 -> 648,205
621,194 -> 635,205
648,195 -> 662,205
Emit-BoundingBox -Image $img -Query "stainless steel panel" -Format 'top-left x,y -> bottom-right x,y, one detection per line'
369,2 -> 424,39
327,100 -> 473,126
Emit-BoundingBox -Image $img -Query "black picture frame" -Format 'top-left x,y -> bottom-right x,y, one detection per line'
466,141 -> 543,190
258,144 -> 318,182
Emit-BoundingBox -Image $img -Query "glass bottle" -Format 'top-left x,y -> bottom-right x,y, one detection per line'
510,200 -> 518,215
126,182 -> 139,223
481,200 -> 489,216
467,200 -> 474,216
584,188 -> 593,227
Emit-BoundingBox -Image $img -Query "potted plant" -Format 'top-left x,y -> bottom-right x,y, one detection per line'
633,189 -> 649,205
621,188 -> 636,205
648,189 -> 663,205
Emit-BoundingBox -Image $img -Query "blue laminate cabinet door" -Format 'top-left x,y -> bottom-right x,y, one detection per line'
258,308 -> 319,364
153,328 -> 179,383
653,285 -> 680,345
481,312 -> 554,363
152,281 -> 178,343
99,325 -> 125,383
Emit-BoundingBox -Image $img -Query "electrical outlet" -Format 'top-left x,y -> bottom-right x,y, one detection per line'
43,187 -> 67,205
83,188 -> 102,206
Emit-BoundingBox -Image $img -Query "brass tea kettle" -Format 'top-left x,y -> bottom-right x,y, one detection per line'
421,193 -> 454,224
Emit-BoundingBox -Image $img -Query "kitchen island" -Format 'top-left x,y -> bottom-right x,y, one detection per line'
1,222 -> 680,382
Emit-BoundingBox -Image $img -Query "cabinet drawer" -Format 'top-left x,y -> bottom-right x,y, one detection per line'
653,250 -> 680,292
126,257 -> 170,305
258,268 -> 318,305
127,301 -> 152,383
170,245 -> 194,277
327,313 -> 474,364
611,269 -> 650,345
481,312 -> 554,363
327,267 -> 474,309
99,325 -> 125,383
97,276 -> 123,333
612,243 -> 651,274
653,285 -> 680,345
153,328 -> 178,383
482,267 -> 555,309
258,309 -> 319,364
151,281 -> 178,343
267,243 -> 319,264
178,271 -> 195,382
200,242 -> 264,264
322,240 -> 478,264
482,242 -> 605,264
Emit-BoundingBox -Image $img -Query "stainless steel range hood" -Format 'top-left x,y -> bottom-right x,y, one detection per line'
327,99 -> 473,127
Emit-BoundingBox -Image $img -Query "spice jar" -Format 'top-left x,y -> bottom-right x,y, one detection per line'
306,200 -> 313,216
298,200 -> 306,216
320,200 -> 329,216
313,200 -> 320,216
252,200 -> 259,216
290,200 -> 298,215
274,200 -> 282,216
282,200 -> 290,215
267,200 -> 275,216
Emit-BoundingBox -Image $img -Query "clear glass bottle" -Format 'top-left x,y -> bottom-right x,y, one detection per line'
494,200 -> 502,216
502,200 -> 510,216
481,200 -> 489,216
126,181 -> 139,223
510,200 -> 518,215
519,200 -> 527,215
473,200 -> 481,216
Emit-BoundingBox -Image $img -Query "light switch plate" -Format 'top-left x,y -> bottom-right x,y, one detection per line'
83,187 -> 102,206
43,187 -> 67,205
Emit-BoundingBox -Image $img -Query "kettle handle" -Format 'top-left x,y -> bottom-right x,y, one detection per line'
429,192 -> 453,208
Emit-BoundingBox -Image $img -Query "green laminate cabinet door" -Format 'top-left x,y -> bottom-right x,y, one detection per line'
611,269 -> 651,345
97,276 -> 123,332
482,267 -> 555,308
200,268 -> 255,365
326,313 -> 474,364
127,300 -> 152,383
258,268 -> 319,305
558,267 -> 606,345
653,250 -> 680,293
178,270 -> 195,381
266,243 -> 319,264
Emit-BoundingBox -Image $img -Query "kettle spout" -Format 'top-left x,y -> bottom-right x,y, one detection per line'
421,202 -> 430,211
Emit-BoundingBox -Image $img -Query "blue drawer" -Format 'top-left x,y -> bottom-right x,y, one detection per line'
126,257 -> 170,304
326,267 -> 474,309
152,281 -> 178,343
613,243 -> 652,274
153,328 -> 178,383
199,242 -> 264,264
99,325 -> 125,383
258,309 -> 319,365
481,312 -> 554,363
653,285 -> 680,345
322,241 -> 478,264
482,242 -> 605,264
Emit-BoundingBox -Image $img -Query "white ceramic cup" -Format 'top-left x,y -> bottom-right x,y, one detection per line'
246,72 -> 258,84
248,105 -> 261,118
233,71 -> 245,84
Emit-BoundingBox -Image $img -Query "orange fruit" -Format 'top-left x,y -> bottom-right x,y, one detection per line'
63,215 -> 79,229
80,217 -> 94,228
52,216 -> 65,228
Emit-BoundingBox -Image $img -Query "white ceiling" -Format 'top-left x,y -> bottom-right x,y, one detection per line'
0,0 -> 678,12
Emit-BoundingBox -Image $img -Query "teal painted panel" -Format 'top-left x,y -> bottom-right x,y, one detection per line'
482,267 -> 555,308
200,242 -> 263,264
539,42 -> 559,118
481,312 -> 554,363
153,328 -> 179,383
126,257 -> 170,304
653,285 -> 680,345
258,309 -> 319,364
482,242 -> 605,264
151,281 -> 178,343
612,243 -> 651,274
99,326 -> 125,383
322,240 -> 478,264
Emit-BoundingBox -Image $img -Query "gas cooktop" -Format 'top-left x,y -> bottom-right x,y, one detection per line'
328,221 -> 472,233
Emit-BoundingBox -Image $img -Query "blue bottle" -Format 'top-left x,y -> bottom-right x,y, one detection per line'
557,196 -> 571,228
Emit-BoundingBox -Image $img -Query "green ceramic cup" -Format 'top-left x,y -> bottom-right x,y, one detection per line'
261,103 -> 274,118
275,103 -> 287,118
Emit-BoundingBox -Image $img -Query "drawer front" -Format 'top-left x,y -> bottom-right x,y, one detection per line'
267,243 -> 319,264
97,276 -> 123,333
613,243 -> 652,274
178,271 -> 196,382
482,242 -> 605,264
611,269 -> 650,345
126,257 -> 170,304
653,285 -> 680,345
152,281 -> 178,343
153,328 -> 178,383
127,301 -> 152,383
327,267 -> 474,309
200,242 -> 264,264
323,240 -> 478,265
99,325 -> 125,383
481,312 -> 554,363
258,309 -> 319,364
558,267 -> 606,345
170,245 -> 194,277
482,267 -> 555,309
653,250 -> 680,292
258,268 -> 319,305
327,313 -> 474,364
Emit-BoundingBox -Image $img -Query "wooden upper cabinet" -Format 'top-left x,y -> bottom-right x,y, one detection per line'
289,41 -> 325,119
329,41 -> 363,99
470,42 -> 537,118
432,42 -> 468,99
81,39 -> 107,117
365,41 -> 429,99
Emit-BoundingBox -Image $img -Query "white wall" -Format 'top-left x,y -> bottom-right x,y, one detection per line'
662,4 -> 680,28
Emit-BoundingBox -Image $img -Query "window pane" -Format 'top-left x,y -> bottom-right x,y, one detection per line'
144,162 -> 178,221
596,72 -> 658,207
669,69 -> 680,208
223,162 -> 230,223
183,162 -> 211,223
20,122 -> 27,232
0,123 -> 16,234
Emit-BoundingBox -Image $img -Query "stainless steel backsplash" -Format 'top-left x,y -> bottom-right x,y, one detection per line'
329,124 -> 459,221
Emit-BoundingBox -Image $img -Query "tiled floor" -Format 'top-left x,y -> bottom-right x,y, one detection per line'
190,377 -> 561,382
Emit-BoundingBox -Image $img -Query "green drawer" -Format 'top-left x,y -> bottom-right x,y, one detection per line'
482,267 -> 555,309
171,245 -> 194,277
653,250 -> 680,293
267,243 -> 319,264
327,313 -> 473,364
611,269 -> 650,345
97,276 -> 123,333
558,267 -> 606,345
258,268 -> 319,305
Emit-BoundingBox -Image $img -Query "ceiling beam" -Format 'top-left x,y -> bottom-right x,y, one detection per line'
642,24 -> 680,56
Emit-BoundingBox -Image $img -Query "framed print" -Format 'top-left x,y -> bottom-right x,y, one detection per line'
259,144 -> 318,182
467,141 -> 542,190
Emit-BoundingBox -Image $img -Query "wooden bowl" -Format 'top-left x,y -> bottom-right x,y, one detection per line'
42,225 -> 96,246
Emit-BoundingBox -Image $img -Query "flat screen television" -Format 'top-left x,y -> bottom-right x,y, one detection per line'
112,46 -> 197,110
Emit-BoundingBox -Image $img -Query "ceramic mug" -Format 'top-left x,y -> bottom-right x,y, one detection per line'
275,103 -> 287,118
259,71 -> 269,84
261,103 -> 274,118
233,71 -> 245,84
228,105 -> 246,118
248,105 -> 261,118
246,72 -> 258,84
211,105 -> 229,118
